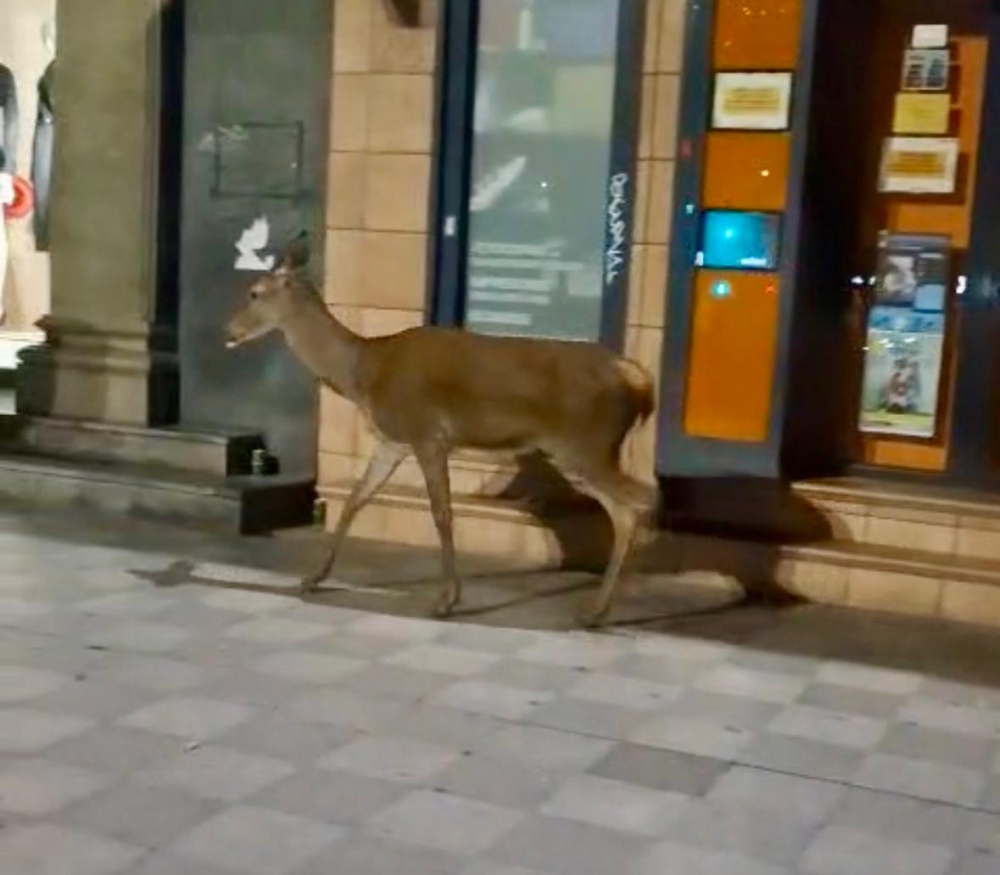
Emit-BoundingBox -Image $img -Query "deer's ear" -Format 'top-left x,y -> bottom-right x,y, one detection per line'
279,232 -> 310,271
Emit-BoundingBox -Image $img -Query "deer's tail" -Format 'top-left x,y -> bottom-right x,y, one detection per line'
616,358 -> 655,426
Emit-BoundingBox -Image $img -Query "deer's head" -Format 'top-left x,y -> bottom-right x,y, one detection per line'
224,233 -> 311,349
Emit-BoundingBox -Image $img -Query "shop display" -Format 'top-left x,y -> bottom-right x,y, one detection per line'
32,25 -> 55,252
859,233 -> 949,438
0,61 -> 17,322
878,136 -> 958,194
0,13 -> 55,336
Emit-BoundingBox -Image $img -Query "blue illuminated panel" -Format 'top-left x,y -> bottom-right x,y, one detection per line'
699,210 -> 782,271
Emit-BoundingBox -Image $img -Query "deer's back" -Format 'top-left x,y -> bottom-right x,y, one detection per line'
356,326 -> 639,451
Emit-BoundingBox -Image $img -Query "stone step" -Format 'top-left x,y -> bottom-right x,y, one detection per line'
318,480 -> 611,572
665,475 -> 1000,563
666,530 -> 1000,629
0,416 -> 265,477
796,478 -> 1000,562
0,452 -> 315,535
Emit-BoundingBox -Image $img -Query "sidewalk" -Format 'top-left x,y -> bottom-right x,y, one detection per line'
0,506 -> 999,874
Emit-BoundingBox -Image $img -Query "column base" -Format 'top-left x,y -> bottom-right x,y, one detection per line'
15,317 -> 178,426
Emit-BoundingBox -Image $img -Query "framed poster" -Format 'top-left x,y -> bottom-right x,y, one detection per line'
711,71 -> 793,130
878,137 -> 958,194
901,48 -> 950,92
892,93 -> 950,135
858,233 -> 949,438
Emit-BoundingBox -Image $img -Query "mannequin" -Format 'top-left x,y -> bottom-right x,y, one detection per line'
32,21 -> 54,252
0,62 -> 17,176
0,61 -> 18,322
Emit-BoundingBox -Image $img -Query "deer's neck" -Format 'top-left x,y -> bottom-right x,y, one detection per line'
280,302 -> 365,401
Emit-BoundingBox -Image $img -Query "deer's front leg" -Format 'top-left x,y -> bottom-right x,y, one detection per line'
302,441 -> 408,593
414,442 -> 462,617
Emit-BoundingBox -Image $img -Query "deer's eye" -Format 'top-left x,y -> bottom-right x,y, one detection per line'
250,289 -> 260,300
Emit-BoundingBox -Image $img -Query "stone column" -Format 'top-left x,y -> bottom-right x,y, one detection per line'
17,0 -> 177,426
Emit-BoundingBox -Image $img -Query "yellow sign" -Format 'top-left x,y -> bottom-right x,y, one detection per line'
712,72 -> 792,130
879,137 -> 958,194
722,86 -> 782,116
887,150 -> 945,177
893,92 -> 950,134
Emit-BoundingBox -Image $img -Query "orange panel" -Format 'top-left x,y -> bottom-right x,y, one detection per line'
702,133 -> 790,211
714,0 -> 802,70
861,442 -> 948,471
684,271 -> 781,441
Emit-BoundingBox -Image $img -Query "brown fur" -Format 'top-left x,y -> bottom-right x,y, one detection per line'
225,235 -> 656,625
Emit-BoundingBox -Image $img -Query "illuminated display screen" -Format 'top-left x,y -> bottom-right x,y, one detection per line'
699,210 -> 782,271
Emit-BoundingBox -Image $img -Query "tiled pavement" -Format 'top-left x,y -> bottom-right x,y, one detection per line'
2,510 -> 1000,873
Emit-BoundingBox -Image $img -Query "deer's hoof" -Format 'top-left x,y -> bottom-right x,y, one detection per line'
299,577 -> 321,595
578,607 -> 609,629
431,594 -> 458,619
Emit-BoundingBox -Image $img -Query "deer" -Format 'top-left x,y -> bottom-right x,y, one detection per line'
224,233 -> 656,626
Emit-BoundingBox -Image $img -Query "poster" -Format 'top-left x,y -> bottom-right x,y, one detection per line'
900,48 -> 950,92
463,11 -> 621,341
892,93 -> 950,135
858,233 -> 949,438
711,72 -> 793,130
878,137 -> 958,194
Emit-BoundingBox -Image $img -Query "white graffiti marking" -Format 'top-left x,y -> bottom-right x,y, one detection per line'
605,172 -> 629,286
234,216 -> 275,272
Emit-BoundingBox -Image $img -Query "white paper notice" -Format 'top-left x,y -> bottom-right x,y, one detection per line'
912,24 -> 948,49
234,216 -> 276,272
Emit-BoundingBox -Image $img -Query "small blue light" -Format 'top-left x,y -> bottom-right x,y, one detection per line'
711,280 -> 731,298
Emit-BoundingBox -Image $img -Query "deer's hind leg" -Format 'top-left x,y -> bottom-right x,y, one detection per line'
302,441 -> 408,593
554,451 -> 647,627
414,441 -> 463,618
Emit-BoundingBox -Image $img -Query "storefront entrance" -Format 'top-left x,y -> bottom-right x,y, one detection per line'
658,0 -> 1000,492
839,0 -> 1000,487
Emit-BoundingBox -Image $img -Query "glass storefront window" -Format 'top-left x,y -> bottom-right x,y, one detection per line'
462,0 -> 625,341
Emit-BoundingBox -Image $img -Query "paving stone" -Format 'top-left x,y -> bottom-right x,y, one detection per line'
664,797 -> 813,866
367,789 -> 523,856
801,824 -> 953,875
634,840 -> 793,875
170,804 -> 343,875
488,815 -> 651,875
852,752 -> 986,807
540,774 -> 687,837
0,823 -> 143,875
589,743 -> 731,796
